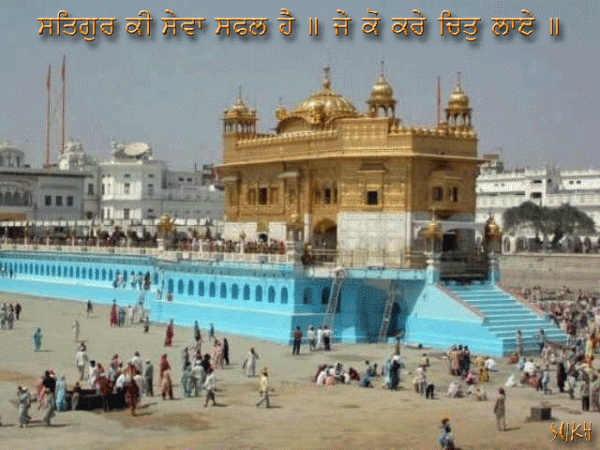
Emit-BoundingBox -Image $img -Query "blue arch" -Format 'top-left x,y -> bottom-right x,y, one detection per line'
256,285 -> 263,302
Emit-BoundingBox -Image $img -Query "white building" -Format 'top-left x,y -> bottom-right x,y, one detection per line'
0,142 -> 85,223
476,154 -> 600,251
59,139 -> 223,223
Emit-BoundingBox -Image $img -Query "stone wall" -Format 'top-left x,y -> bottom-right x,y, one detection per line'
499,253 -> 600,290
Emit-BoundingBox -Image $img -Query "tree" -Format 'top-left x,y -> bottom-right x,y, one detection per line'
502,202 -> 596,249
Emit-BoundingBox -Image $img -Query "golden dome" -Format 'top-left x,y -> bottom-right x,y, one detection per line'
370,74 -> 394,100
447,72 -> 470,109
369,62 -> 394,103
224,87 -> 255,120
485,215 -> 502,241
288,67 -> 358,125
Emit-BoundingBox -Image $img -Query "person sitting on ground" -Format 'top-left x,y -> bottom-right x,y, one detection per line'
447,381 -> 464,398
314,364 -> 327,382
316,368 -> 328,385
420,353 -> 430,368
348,367 -> 360,382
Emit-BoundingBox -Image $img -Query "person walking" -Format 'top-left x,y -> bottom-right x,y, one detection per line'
194,320 -> 202,345
292,326 -> 302,355
516,330 -> 523,356
209,323 -> 215,343
160,369 -> 174,400
164,319 -> 174,347
143,315 -> 150,333
307,325 -> 316,351
581,374 -> 591,412
244,347 -> 259,377
493,387 -> 507,431
535,328 -> 546,354
86,299 -> 93,318
191,360 -> 206,397
203,367 -> 217,407
438,418 -> 456,450
109,301 -> 118,326
256,368 -> 271,408
72,318 -> 80,343
16,386 -> 31,428
158,353 -> 171,387
181,361 -> 193,398
7,309 -> 14,330
75,344 -> 89,381
323,326 -> 331,351
33,328 -> 43,351
317,326 -> 324,350
15,302 -> 21,320
223,338 -> 230,365
144,359 -> 154,397
556,360 -> 567,393
42,387 -> 56,426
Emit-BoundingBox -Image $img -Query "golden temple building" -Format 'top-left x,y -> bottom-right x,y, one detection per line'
219,67 -> 483,253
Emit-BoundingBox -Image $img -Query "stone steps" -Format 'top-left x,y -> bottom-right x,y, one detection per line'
442,283 -> 568,353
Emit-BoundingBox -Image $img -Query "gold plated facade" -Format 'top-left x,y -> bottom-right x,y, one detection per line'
219,68 -> 481,248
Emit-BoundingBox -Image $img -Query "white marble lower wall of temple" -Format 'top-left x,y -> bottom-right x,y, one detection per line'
337,212 -> 410,252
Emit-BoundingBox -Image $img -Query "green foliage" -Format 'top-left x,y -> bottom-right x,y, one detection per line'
502,202 -> 596,248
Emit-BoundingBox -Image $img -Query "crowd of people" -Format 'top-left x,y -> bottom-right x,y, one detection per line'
14,301 -> 281,428
5,281 -> 600,449
0,301 -> 20,330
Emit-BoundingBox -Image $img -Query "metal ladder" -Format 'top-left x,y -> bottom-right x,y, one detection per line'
378,281 -> 398,342
322,268 -> 346,331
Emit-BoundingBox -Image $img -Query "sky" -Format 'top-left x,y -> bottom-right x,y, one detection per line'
0,1 -> 598,171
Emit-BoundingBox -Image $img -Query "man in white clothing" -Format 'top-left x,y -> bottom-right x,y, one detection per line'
317,326 -> 323,350
307,325 -> 316,352
75,345 -> 89,381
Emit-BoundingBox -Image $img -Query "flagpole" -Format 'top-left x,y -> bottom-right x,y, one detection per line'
45,64 -> 51,169
436,76 -> 441,127
61,54 -> 66,157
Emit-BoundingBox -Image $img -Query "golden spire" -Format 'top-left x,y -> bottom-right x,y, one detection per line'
322,66 -> 331,90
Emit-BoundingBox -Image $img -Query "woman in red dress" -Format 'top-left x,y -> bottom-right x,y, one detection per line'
158,353 -> 170,386
109,301 -> 119,326
164,319 -> 174,346
124,363 -> 140,416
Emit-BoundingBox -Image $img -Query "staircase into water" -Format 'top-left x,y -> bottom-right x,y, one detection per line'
441,283 -> 567,355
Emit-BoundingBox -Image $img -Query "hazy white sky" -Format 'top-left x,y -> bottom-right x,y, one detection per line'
0,1 -> 597,170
